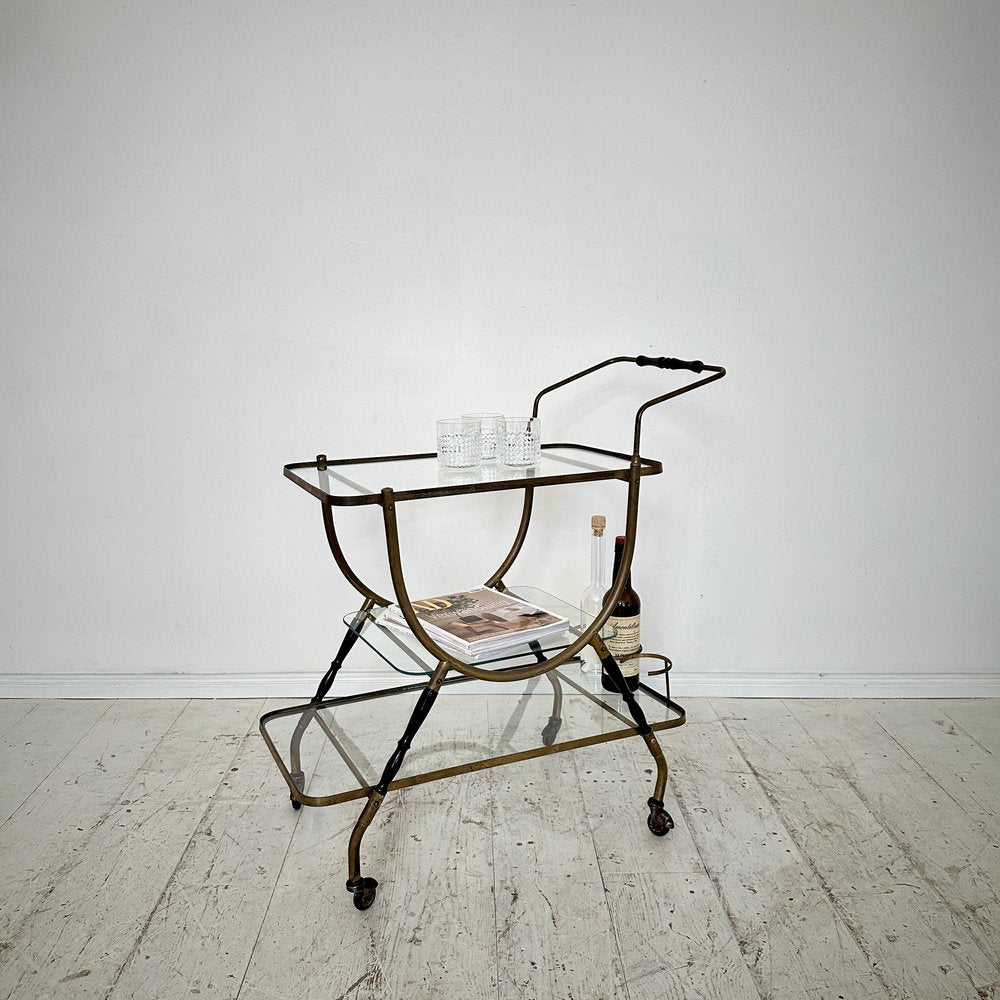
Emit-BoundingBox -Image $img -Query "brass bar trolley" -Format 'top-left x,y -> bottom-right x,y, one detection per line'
261,355 -> 726,910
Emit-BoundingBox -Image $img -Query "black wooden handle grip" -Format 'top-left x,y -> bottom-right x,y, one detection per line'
635,355 -> 705,373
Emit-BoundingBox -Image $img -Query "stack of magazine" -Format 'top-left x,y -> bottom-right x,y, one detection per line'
378,587 -> 570,660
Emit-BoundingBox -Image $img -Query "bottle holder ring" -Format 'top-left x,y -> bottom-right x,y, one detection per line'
620,652 -> 672,700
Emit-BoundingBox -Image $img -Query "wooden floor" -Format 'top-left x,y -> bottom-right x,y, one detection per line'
0,696 -> 998,1000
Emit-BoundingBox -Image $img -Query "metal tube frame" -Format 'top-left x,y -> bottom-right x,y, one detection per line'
266,354 -> 725,908
259,659 -> 685,809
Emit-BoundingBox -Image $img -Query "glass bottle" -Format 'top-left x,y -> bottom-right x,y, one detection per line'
579,515 -> 606,673
601,535 -> 641,692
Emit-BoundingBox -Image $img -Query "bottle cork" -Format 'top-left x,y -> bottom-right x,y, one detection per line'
591,514 -> 606,536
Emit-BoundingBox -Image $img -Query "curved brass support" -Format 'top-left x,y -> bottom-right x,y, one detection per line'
642,731 -> 669,803
544,668 -> 563,717
347,791 -> 384,885
322,504 -> 391,608
483,487 -> 535,589
380,467 -> 644,682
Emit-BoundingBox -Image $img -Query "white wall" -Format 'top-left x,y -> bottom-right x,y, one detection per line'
2,1 -> 998,698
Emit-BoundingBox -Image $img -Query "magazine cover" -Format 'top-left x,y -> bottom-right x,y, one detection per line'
380,587 -> 568,655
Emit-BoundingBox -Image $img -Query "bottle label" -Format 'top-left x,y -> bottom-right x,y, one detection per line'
606,614 -> 640,674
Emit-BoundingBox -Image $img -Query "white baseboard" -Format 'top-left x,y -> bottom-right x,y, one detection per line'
0,671 -> 391,700
1,670 -> 998,699
674,671 -> 1000,699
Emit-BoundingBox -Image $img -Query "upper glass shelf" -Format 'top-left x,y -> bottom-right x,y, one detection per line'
285,443 -> 661,506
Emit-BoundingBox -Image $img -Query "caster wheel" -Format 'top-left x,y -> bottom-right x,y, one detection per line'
350,877 -> 379,911
541,718 -> 562,746
290,797 -> 302,810
647,806 -> 674,837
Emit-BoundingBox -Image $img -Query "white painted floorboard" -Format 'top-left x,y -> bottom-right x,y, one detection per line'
0,696 -> 997,1000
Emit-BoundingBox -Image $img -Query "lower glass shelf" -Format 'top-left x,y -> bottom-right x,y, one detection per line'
342,585 -> 611,676
259,658 -> 683,808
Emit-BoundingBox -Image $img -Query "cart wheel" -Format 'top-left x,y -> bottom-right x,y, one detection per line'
290,796 -> 302,810
647,797 -> 674,836
541,717 -> 562,746
352,877 -> 378,911
647,805 -> 674,837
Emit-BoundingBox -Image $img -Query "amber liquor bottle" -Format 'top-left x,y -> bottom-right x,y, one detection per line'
601,535 -> 641,692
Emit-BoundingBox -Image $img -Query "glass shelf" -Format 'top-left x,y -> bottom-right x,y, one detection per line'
259,656 -> 682,808
284,443 -> 661,506
343,585 -> 611,676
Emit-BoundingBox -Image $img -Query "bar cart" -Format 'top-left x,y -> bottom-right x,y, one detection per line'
260,355 -> 725,910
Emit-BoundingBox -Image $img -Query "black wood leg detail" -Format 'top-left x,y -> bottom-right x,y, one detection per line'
375,684 -> 439,794
346,673 -> 444,908
598,646 -> 675,837
289,608 -> 371,808
599,652 -> 652,734
314,614 -> 367,702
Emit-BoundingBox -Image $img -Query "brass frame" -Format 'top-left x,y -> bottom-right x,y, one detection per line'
262,354 -> 725,910
259,662 -> 686,809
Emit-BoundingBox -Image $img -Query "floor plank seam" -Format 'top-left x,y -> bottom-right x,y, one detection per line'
719,708 -> 898,1000
784,702 -> 1000,973
0,699 -> 200,988
234,777 -> 304,1000
835,767 -> 1000,982
941,715 -> 998,761
100,795 -> 216,1000
668,774 -> 767,1000
103,708 -> 266,999
570,742 -> 635,1000
937,704 -> 1000,761
732,703 -> 1000,998
0,698 -> 118,834
484,703 -> 503,1000
0,700 -> 38,740
859,702 -> 990,820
